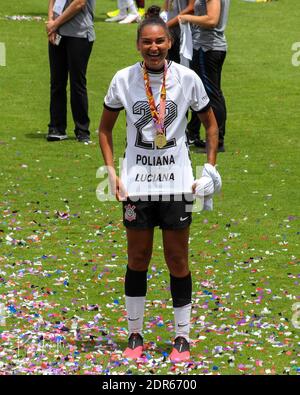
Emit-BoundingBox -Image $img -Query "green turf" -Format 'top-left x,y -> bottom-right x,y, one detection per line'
0,0 -> 299,375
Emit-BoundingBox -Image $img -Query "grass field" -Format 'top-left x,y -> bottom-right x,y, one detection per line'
0,0 -> 299,375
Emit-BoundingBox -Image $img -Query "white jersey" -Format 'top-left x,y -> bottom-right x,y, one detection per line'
104,61 -> 209,197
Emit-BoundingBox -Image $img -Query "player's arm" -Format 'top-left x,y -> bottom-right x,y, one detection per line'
48,0 -> 55,20
99,108 -> 118,169
98,108 -> 126,201
178,0 -> 221,29
46,0 -> 87,35
167,0 -> 195,29
47,0 -> 56,44
198,107 -> 218,165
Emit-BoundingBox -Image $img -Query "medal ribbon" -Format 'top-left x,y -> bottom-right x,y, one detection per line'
142,61 -> 167,136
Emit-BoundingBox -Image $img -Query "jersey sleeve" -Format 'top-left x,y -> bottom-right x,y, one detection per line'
103,72 -> 124,111
189,72 -> 210,113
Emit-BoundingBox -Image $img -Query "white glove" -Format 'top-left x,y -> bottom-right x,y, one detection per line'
194,164 -> 222,211
194,175 -> 215,197
202,163 -> 222,194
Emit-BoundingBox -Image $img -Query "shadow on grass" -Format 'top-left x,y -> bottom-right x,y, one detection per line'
94,17 -> 110,23
189,146 -> 207,154
73,338 -> 127,353
25,132 -> 77,140
73,338 -> 172,356
188,146 -> 227,154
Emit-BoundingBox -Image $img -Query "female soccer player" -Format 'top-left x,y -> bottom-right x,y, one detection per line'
98,8 -> 220,362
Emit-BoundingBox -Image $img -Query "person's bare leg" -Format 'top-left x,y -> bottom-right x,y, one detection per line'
127,228 -> 154,271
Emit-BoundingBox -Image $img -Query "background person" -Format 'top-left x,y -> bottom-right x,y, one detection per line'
105,0 -> 142,23
46,0 -> 96,143
162,0 -> 195,63
180,0 -> 230,151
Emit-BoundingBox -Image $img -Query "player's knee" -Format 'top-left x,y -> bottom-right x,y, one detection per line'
128,250 -> 152,271
165,254 -> 188,277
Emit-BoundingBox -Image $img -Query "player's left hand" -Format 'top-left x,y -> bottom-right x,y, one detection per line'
192,163 -> 222,197
202,163 -> 222,194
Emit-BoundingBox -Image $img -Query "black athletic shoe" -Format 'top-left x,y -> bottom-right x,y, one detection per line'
194,138 -> 206,148
47,130 -> 68,142
186,129 -> 206,148
218,141 -> 225,152
76,131 -> 91,143
123,333 -> 144,359
186,129 -> 198,145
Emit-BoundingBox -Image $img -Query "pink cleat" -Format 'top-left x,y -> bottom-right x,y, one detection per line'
169,336 -> 190,363
123,333 -> 144,360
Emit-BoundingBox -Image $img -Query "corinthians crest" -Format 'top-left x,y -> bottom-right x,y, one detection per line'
125,204 -> 136,222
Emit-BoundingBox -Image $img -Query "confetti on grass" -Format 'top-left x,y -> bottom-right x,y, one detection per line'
0,254 -> 299,374
0,195 -> 299,374
3,15 -> 45,22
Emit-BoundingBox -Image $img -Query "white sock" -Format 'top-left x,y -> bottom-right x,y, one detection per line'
173,303 -> 191,342
118,0 -> 138,15
119,0 -> 138,15
125,296 -> 145,337
128,2 -> 138,15
117,0 -> 128,16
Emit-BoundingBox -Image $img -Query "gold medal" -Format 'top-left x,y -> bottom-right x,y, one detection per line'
155,134 -> 167,149
142,61 -> 168,150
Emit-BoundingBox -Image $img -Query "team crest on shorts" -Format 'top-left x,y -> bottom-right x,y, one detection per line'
125,204 -> 136,222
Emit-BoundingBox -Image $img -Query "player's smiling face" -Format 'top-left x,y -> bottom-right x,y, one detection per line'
137,24 -> 171,70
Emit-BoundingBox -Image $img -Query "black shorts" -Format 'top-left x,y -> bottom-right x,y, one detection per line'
122,194 -> 194,230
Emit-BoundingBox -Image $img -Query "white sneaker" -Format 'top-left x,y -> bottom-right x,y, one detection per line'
105,14 -> 127,22
119,13 -> 141,24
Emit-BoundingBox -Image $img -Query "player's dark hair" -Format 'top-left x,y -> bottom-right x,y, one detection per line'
137,5 -> 170,41
145,5 -> 161,18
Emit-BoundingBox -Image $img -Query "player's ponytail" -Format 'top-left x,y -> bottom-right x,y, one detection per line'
145,5 -> 161,18
137,5 -> 170,41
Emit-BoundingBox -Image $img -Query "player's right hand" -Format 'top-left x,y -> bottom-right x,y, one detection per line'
109,175 -> 128,202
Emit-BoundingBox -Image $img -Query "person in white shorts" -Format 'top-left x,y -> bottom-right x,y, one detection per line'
105,0 -> 140,24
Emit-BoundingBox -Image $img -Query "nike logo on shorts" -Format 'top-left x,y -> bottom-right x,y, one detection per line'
128,317 -> 140,321
178,322 -> 189,327
180,216 -> 189,222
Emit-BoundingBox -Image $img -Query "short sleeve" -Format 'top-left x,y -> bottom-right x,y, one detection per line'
103,73 -> 124,111
189,72 -> 210,113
